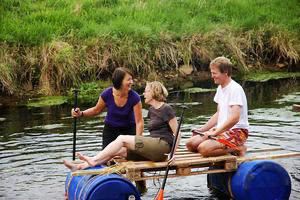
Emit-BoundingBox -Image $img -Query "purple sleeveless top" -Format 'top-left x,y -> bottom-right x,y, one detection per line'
101,88 -> 141,128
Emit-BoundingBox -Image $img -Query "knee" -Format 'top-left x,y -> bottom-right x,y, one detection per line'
116,135 -> 126,143
115,135 -> 131,147
197,145 -> 209,156
186,140 -> 196,152
186,141 -> 192,149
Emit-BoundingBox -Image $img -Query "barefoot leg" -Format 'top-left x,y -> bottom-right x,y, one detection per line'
76,152 -> 97,167
63,160 -> 86,170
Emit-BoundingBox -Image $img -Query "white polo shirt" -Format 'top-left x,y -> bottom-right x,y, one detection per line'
214,79 -> 249,130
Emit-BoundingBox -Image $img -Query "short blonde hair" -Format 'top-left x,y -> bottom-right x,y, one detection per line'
146,81 -> 168,102
210,56 -> 233,76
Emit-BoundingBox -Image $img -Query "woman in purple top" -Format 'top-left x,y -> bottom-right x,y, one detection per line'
64,81 -> 179,170
71,67 -> 144,149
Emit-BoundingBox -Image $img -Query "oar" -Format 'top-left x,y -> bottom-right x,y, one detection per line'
72,89 -> 79,161
192,129 -> 238,150
154,106 -> 187,200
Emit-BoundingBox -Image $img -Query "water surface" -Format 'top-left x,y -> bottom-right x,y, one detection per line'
0,79 -> 300,199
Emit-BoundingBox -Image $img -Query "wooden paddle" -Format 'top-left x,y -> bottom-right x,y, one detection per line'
192,129 -> 239,150
154,106 -> 187,200
72,89 -> 79,161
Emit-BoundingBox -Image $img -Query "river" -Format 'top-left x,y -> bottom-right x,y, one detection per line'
0,78 -> 300,200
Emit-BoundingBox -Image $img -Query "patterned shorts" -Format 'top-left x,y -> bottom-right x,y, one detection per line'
216,128 -> 248,147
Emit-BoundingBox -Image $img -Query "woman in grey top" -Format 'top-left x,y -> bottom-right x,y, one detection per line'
64,81 -> 179,170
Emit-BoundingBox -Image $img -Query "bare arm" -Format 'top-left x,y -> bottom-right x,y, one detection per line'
169,117 -> 180,151
167,117 -> 180,164
133,101 -> 144,136
211,105 -> 241,136
80,96 -> 106,117
196,107 -> 219,133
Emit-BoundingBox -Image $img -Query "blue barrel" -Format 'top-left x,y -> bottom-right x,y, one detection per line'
208,160 -> 291,200
65,165 -> 141,200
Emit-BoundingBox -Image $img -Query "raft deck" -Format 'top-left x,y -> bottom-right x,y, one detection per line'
72,147 -> 300,181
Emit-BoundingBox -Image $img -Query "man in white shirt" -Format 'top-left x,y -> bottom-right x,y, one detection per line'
186,57 -> 249,156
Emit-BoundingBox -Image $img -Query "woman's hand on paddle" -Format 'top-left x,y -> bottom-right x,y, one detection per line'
167,154 -> 176,165
72,108 -> 82,118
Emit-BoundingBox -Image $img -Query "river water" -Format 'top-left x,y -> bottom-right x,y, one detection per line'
0,79 -> 300,200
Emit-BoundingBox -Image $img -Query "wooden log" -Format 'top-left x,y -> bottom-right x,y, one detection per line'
292,104 -> 300,112
237,152 -> 300,163
246,147 -> 284,153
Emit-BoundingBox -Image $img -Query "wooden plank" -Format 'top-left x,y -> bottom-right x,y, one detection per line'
175,154 -> 203,159
175,152 -> 201,157
174,147 -> 284,156
129,168 -> 235,181
176,167 -> 191,176
125,155 -> 237,170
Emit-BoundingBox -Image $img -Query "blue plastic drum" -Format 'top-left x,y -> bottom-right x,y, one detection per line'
65,165 -> 141,200
230,160 -> 291,200
208,160 -> 291,200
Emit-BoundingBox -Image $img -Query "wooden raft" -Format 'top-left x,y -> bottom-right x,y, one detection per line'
72,147 -> 300,181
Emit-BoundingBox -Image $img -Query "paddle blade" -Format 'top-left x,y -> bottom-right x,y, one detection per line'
154,189 -> 164,200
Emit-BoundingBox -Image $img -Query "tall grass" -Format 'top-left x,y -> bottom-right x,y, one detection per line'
1,0 -> 300,44
0,0 -> 300,95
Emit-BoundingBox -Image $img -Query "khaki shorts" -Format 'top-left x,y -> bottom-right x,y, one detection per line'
127,136 -> 171,162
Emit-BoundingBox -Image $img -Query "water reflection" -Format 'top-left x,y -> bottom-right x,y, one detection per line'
0,79 -> 300,199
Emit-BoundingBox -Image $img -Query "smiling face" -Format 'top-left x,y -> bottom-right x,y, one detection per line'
143,84 -> 153,105
120,73 -> 133,91
210,64 -> 228,86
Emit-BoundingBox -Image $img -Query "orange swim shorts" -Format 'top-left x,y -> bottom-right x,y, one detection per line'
216,128 -> 248,147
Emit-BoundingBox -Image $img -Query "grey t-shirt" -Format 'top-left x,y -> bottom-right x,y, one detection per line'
147,103 -> 176,146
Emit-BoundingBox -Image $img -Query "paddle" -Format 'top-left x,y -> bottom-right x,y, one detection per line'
154,106 -> 187,200
72,89 -> 79,161
191,129 -> 238,150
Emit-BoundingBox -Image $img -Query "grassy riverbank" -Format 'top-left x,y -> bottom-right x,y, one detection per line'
1,0 -> 300,96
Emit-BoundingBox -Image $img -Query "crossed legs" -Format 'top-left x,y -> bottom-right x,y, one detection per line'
186,134 -> 247,157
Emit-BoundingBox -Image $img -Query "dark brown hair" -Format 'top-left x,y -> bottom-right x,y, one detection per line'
112,67 -> 133,89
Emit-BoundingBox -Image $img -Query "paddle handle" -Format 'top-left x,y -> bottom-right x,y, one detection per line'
72,89 -> 79,160
192,129 -> 238,149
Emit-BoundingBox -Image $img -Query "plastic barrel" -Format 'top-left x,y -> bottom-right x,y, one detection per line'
208,160 -> 291,200
65,165 -> 141,200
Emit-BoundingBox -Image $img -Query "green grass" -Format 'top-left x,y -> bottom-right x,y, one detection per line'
0,0 -> 300,96
1,0 -> 300,45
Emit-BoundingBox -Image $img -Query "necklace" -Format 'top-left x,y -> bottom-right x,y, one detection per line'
113,88 -> 128,98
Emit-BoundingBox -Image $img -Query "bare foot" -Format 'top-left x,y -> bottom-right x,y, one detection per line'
64,191 -> 68,200
232,145 -> 247,156
76,152 -> 96,167
63,160 -> 80,171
